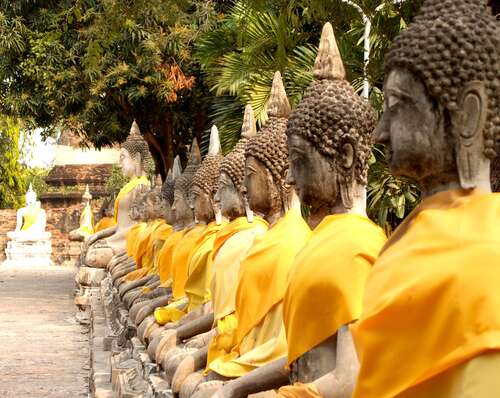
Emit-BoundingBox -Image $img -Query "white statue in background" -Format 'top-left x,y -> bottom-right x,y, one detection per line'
7,184 -> 51,242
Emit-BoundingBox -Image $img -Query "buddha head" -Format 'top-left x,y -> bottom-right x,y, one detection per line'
161,156 -> 182,225
190,126 -> 223,224
215,104 -> 258,220
287,23 -> 376,212
120,121 -> 153,179
25,184 -> 37,206
129,184 -> 149,222
244,72 -> 291,220
376,0 -> 499,195
141,175 -> 164,221
82,185 -> 92,206
172,139 -> 202,227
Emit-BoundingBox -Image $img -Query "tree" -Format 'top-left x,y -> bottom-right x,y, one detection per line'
0,117 -> 26,208
0,0 -> 221,176
196,0 -> 423,230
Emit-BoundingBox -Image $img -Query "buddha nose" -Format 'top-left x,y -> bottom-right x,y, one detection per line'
214,189 -> 221,205
285,168 -> 295,186
374,114 -> 390,145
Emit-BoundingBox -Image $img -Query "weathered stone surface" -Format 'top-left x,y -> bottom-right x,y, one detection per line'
0,263 -> 88,397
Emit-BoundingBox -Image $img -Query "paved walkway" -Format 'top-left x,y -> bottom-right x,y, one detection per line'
0,263 -> 89,397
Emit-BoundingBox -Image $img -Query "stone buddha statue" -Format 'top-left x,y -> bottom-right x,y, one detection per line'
109,176 -> 165,284
181,72 -> 313,398
81,121 -> 151,276
116,159 -> 184,324
350,2 -> 500,398
69,185 -> 94,242
133,139 -> 205,340
149,126 -> 224,336
125,157 -> 183,322
261,23 -> 386,398
7,184 -> 51,242
149,104 -> 269,385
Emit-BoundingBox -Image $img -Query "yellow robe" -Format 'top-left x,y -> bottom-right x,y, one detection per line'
351,189 -> 500,398
206,217 -> 269,371
126,222 -> 148,258
171,224 -> 207,300
123,220 -> 172,282
134,219 -> 166,269
78,204 -> 94,235
21,206 -> 41,231
184,221 -> 227,312
114,175 -> 149,222
154,222 -> 224,324
283,214 -> 386,366
94,217 -> 116,232
157,230 -> 185,286
277,383 -> 322,398
209,210 -> 311,377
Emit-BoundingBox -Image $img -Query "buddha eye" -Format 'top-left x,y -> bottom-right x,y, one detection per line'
387,95 -> 400,111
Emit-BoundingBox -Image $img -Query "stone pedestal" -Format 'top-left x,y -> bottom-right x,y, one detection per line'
2,239 -> 53,266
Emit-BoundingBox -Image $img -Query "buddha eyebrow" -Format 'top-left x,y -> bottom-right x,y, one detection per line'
247,165 -> 257,173
386,88 -> 414,102
289,145 -> 307,154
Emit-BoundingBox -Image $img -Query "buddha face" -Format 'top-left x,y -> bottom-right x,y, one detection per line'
376,69 -> 455,182
129,198 -> 143,221
25,192 -> 36,206
172,190 -> 193,224
190,185 -> 214,224
288,134 -> 338,210
119,148 -> 140,179
214,172 -> 245,219
163,200 -> 175,225
142,192 -> 159,220
245,156 -> 272,216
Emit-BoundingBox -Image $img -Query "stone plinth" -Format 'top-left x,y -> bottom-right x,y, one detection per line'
2,239 -> 53,266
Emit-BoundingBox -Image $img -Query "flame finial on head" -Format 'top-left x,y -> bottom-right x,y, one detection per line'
172,155 -> 182,179
83,184 -> 92,201
208,125 -> 222,156
267,71 -> 291,118
313,22 -> 346,81
241,105 -> 258,139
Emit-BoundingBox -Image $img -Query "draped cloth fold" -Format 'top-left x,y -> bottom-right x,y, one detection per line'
123,220 -> 172,282
157,230 -> 185,285
205,217 -> 269,372
154,222 -> 224,325
114,175 -> 149,222
283,214 -> 386,366
94,217 -> 116,232
352,189 -> 500,398
171,224 -> 206,300
209,210 -> 311,377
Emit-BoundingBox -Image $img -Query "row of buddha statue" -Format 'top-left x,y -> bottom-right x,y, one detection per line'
77,1 -> 500,397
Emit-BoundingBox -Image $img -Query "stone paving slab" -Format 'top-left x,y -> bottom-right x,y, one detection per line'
0,263 -> 89,397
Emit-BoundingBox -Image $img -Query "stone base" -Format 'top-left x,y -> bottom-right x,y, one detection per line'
78,266 -> 108,286
2,239 -> 53,266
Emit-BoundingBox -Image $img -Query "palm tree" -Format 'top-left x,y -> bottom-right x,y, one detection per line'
196,0 -> 423,230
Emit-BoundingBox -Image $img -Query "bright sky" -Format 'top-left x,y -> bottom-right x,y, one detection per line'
20,129 -> 56,169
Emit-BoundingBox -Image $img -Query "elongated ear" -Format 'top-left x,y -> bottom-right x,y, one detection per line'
452,80 -> 489,189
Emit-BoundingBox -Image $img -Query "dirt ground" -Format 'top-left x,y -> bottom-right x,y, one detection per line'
0,263 -> 89,397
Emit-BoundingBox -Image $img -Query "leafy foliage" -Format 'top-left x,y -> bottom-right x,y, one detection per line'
367,146 -> 420,234
0,117 -> 26,208
0,0 -> 222,175
105,165 -> 128,196
24,167 -> 49,198
196,0 -> 423,229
